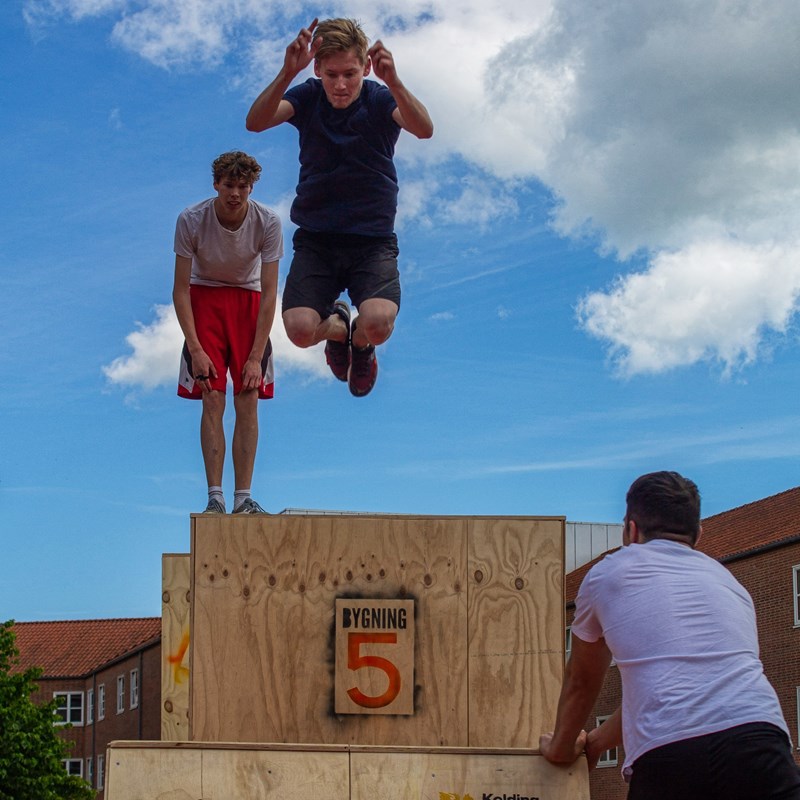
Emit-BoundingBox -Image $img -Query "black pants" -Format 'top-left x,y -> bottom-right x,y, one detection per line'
628,723 -> 800,800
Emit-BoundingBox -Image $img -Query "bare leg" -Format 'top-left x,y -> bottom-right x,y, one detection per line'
200,390 -> 226,487
232,388 -> 259,491
352,298 -> 398,348
283,307 -> 349,348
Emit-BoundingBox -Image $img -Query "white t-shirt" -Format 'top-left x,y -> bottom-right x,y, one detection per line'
174,198 -> 283,292
572,539 -> 789,772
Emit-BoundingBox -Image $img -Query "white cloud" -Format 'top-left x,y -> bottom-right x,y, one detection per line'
23,0 -> 125,27
28,0 -> 800,375
102,304 -> 181,389
577,238 -> 800,376
102,299 -> 330,393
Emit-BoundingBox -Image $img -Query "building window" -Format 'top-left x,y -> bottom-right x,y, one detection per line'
98,684 -> 106,720
595,715 -> 619,767
116,674 -> 125,714
63,759 -> 83,777
86,757 -> 93,787
97,754 -> 105,790
130,668 -> 139,709
87,688 -> 94,725
565,626 -> 572,660
794,566 -> 800,626
53,692 -> 83,726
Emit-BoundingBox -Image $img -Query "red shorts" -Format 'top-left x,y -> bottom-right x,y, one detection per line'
177,285 -> 274,400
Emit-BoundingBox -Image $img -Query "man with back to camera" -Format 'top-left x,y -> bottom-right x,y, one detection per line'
173,151 -> 283,514
246,17 -> 433,397
540,470 -> 800,800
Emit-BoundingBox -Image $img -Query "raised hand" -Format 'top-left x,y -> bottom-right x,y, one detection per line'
284,18 -> 322,77
367,40 -> 399,87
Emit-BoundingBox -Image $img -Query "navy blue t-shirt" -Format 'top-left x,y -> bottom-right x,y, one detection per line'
284,78 -> 401,236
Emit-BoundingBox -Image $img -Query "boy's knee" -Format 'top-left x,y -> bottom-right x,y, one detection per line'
201,389 -> 226,417
283,312 -> 318,348
358,313 -> 395,346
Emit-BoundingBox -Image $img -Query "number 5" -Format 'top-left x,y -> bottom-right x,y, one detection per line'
346,632 -> 401,708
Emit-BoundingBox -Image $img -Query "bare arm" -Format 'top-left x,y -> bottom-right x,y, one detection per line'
172,255 -> 217,391
246,19 -> 320,132
368,40 -> 433,140
585,706 -> 622,770
539,634 -> 613,765
241,260 -> 279,390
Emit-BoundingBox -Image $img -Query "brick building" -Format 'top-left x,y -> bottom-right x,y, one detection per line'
566,485 -> 800,800
12,618 -> 161,797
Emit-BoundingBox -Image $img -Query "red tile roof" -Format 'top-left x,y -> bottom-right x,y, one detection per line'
12,618 -> 161,678
566,486 -> 800,602
698,485 -> 800,561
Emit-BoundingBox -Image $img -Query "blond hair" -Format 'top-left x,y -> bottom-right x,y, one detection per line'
313,18 -> 369,64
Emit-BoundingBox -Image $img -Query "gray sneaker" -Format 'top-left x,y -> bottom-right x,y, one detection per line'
203,498 -> 226,514
233,497 -> 267,514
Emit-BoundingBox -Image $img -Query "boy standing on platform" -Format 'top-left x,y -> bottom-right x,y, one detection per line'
173,151 -> 283,514
246,17 -> 433,397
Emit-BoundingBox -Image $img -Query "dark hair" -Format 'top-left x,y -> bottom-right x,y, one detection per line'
212,151 -> 261,185
626,471 -> 701,543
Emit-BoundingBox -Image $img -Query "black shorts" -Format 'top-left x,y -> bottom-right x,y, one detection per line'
282,228 -> 401,319
628,723 -> 800,800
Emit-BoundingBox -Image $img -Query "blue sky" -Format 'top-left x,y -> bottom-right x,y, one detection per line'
2,0 -> 800,621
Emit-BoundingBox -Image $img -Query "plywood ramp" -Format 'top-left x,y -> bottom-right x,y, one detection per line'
106,741 -> 589,800
190,514 -> 564,748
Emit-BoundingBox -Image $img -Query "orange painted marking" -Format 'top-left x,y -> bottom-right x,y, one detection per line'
167,630 -> 190,684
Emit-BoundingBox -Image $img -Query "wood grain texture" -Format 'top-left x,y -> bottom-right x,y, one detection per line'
105,742 -> 588,800
161,553 -> 191,741
467,517 -> 564,747
189,514 -> 564,749
191,515 -> 468,745
105,743 -> 202,799
105,742 -> 349,800
351,749 -> 588,799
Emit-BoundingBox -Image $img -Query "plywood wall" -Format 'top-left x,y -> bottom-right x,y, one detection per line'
161,553 -> 191,741
106,742 -> 350,800
189,515 -> 564,748
105,742 -> 589,800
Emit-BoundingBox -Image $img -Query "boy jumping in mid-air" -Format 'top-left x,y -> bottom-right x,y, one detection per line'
173,151 -> 283,514
246,18 -> 432,397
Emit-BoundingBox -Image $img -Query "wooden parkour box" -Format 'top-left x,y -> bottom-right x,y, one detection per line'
106,514 -> 589,799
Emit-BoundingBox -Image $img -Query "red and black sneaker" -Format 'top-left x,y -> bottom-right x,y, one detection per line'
348,319 -> 378,397
324,300 -> 351,382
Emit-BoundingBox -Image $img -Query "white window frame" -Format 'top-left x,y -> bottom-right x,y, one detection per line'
796,687 -> 800,749
793,566 -> 800,626
63,758 -> 83,777
86,688 -> 94,725
595,715 -> 619,767
97,754 -> 105,790
98,684 -> 106,720
86,757 -> 93,788
130,668 -> 139,709
116,674 -> 125,714
565,626 -> 572,660
53,691 -> 84,726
